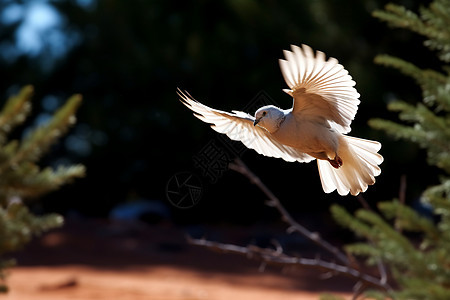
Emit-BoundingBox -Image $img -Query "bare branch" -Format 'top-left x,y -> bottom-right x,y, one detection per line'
228,158 -> 351,266
188,237 -> 392,292
188,157 -> 393,298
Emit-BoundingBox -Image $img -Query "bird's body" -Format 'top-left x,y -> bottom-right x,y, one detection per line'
178,44 -> 383,196
272,111 -> 339,160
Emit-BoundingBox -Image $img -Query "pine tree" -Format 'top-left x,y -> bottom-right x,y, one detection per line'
0,86 -> 85,292
330,1 -> 450,299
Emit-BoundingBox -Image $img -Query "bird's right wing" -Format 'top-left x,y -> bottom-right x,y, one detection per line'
178,89 -> 314,163
279,44 -> 360,134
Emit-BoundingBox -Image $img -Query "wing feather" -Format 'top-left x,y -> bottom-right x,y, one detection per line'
178,89 -> 314,163
279,44 -> 360,134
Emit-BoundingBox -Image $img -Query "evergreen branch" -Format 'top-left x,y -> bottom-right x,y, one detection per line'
344,243 -> 382,265
375,55 -> 447,88
411,103 -> 446,132
0,201 -> 63,256
421,1 -> 450,63
374,55 -> 422,81
0,91 -> 85,204
375,54 -> 450,111
369,118 -> 427,143
0,86 -> 33,145
370,114 -> 450,172
0,94 -> 82,175
332,207 -> 391,285
330,205 -> 376,239
384,101 -> 450,148
0,164 -> 85,200
0,200 -> 63,292
319,294 -> 347,300
395,275 -> 450,300
331,205 -> 432,278
374,3 -> 450,63
15,94 -> 82,164
424,178 -> 450,215
378,200 -> 440,242
333,205 -> 420,268
361,290 -> 388,300
354,209 -> 422,267
228,157 -> 351,266
188,237 -> 392,293
373,4 -> 423,34
428,0 -> 450,28
0,86 -> 84,292
0,140 -> 18,168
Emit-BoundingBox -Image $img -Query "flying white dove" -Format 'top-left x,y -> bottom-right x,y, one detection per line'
178,44 -> 383,196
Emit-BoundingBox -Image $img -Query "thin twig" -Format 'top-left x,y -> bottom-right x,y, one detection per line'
356,194 -> 372,211
392,175 -> 407,236
228,157 -> 351,266
399,174 -> 407,205
357,194 -> 389,287
188,237 -> 392,292
352,281 -> 365,300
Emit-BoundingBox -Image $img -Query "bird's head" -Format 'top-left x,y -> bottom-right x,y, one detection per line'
254,105 -> 285,133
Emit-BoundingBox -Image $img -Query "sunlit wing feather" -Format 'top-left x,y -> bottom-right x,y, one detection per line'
177,89 -> 314,163
279,44 -> 360,134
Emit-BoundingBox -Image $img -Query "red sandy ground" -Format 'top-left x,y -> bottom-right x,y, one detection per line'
6,219 -> 353,300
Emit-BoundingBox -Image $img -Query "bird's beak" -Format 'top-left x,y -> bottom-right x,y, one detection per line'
253,118 -> 260,126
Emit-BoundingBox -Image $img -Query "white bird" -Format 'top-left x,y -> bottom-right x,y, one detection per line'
178,44 -> 383,196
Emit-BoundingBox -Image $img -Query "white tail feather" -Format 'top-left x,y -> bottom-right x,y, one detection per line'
317,136 -> 383,196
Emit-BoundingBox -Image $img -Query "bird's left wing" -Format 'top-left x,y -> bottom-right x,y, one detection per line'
178,89 -> 314,163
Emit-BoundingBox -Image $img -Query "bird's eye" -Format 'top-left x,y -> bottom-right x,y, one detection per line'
262,111 -> 267,116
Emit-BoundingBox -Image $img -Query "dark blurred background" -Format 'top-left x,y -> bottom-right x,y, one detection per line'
0,0 -> 437,227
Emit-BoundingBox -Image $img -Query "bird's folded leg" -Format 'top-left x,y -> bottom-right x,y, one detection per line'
328,155 -> 343,169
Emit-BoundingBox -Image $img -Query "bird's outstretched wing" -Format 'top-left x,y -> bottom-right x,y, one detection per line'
279,44 -> 360,134
178,89 -> 314,163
